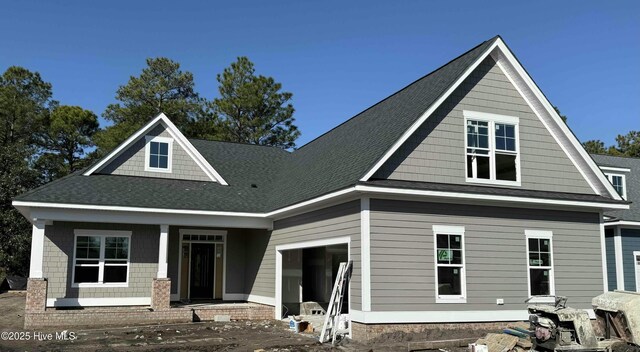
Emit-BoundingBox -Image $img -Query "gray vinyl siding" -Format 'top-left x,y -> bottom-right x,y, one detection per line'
374,57 -> 594,195
369,199 -> 602,311
246,201 -> 362,310
605,228 -> 617,291
621,228 -> 640,291
99,124 -> 211,182
43,221 -> 159,300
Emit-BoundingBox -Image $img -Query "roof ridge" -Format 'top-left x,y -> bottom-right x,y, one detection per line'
295,36 -> 499,152
591,153 -> 640,160
188,137 -> 292,152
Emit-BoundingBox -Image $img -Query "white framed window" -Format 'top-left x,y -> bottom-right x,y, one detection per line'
72,230 -> 131,288
464,110 -> 520,186
525,230 -> 555,302
604,172 -> 627,199
433,225 -> 466,303
144,136 -> 173,173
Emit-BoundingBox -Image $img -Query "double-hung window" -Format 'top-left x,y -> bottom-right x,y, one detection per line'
464,111 -> 520,185
433,225 -> 466,303
145,136 -> 173,173
73,230 -> 131,287
525,230 -> 555,301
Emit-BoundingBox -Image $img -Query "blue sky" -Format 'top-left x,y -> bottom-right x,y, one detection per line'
1,1 -> 638,147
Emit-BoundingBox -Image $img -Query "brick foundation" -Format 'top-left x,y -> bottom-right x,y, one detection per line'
193,303 -> 274,321
25,307 -> 193,329
25,278 -> 47,313
351,320 -> 529,341
151,278 -> 171,311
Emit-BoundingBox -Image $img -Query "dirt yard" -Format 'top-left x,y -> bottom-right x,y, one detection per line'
0,291 -> 496,351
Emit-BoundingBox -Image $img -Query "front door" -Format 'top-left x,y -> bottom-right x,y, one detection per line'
190,243 -> 215,299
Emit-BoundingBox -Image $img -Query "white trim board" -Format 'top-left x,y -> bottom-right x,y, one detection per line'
274,236 -> 351,320
360,198 -> 371,311
605,221 -> 640,228
358,37 -> 622,202
350,309 -> 596,324
600,166 -> 631,173
46,297 -> 151,308
352,185 -> 629,210
614,226 -> 625,291
14,180 -> 628,229
83,113 -> 228,185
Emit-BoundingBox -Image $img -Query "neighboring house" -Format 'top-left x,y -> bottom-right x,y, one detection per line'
13,36 -> 628,339
592,154 -> 640,292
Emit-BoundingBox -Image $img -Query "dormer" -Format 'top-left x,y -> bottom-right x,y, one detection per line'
84,113 -> 228,185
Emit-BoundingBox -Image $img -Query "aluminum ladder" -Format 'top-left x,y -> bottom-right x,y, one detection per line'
319,260 -> 352,344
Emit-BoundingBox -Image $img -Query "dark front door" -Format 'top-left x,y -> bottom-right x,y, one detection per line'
190,243 -> 215,299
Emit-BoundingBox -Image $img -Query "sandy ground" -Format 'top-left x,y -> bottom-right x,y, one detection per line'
0,291 -> 495,351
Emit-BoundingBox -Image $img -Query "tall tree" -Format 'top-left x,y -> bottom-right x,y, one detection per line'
582,140 -> 607,154
213,57 -> 300,149
612,131 -> 640,157
0,66 -> 55,276
95,57 -> 209,154
35,105 -> 99,182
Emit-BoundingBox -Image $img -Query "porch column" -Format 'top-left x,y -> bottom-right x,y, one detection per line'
29,219 -> 46,278
157,224 -> 169,278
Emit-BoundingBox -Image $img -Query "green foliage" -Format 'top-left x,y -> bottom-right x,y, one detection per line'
213,57 -> 300,149
553,106 -> 567,123
612,131 -> 640,157
0,66 -> 55,276
96,57 -> 210,154
582,140 -> 606,154
35,105 -> 99,182
583,131 -> 639,158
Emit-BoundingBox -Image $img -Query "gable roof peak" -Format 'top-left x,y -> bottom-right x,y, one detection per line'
83,112 -> 229,185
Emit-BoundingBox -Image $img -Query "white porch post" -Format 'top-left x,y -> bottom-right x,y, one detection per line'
614,226 -> 625,291
157,224 -> 169,278
29,220 -> 46,278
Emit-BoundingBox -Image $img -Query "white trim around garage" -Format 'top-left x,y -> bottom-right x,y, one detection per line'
274,236 -> 351,320
599,213 -> 609,292
46,297 -> 151,308
605,221 -> 640,228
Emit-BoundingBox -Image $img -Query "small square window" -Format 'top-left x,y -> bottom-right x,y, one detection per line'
145,137 -> 172,172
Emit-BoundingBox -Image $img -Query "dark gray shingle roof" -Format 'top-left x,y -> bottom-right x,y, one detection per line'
591,154 -> 640,221
17,36 -> 502,212
19,36 -> 624,213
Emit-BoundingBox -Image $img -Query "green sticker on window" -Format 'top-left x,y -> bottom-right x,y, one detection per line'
453,268 -> 459,274
530,259 -> 542,265
438,250 -> 452,261
543,271 -> 548,276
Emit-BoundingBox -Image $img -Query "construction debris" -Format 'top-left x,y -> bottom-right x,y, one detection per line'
407,338 -> 476,351
474,333 -> 519,352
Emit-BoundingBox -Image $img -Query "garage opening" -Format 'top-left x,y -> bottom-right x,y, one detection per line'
280,243 -> 349,317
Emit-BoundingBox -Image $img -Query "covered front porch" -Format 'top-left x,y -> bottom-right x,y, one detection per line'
17,204 -> 277,328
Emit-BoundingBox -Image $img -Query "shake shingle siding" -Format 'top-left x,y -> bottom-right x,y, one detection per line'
374,57 -> 594,195
246,201 -> 362,310
369,199 -> 602,311
43,222 -> 159,301
99,125 -> 211,182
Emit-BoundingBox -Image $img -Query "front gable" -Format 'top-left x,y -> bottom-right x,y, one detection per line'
364,38 -> 622,200
84,113 -> 228,185
373,56 -> 595,195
